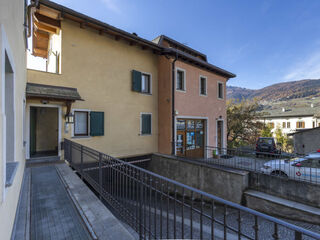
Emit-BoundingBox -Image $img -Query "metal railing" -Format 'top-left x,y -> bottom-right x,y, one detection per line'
203,146 -> 320,185
64,139 -> 320,240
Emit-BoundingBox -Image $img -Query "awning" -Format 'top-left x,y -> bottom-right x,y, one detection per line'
26,83 -> 83,101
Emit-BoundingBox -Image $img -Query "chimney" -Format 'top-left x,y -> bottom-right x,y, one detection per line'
282,107 -> 285,112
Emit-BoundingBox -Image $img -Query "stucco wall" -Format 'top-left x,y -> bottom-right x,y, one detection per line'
0,0 -> 27,239
158,56 -> 172,154
293,128 -> 320,155
27,18 -> 158,158
174,61 -> 228,149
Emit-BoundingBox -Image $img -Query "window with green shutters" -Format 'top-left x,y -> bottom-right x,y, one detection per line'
90,111 -> 104,136
141,113 -> 152,135
132,70 -> 151,94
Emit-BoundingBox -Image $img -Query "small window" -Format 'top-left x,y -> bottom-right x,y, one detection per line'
74,111 -> 89,136
218,82 -> 224,99
287,122 -> 291,128
268,122 -> 275,129
200,76 -> 207,95
296,121 -> 305,129
132,70 -> 152,94
141,113 -> 152,135
141,73 -> 151,94
176,69 -> 185,91
282,122 -> 286,128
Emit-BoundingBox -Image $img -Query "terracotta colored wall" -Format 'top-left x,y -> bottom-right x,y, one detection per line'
158,56 -> 172,154
158,58 -> 228,155
174,61 -> 228,149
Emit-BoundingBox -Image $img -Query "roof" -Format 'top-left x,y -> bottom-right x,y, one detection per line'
288,127 -> 320,136
26,83 -> 83,101
261,106 -> 320,118
153,35 -> 207,62
33,0 -> 236,79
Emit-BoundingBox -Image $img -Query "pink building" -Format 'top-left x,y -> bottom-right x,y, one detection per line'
154,36 -> 235,158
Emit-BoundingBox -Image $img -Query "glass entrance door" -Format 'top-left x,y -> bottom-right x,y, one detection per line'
176,119 -> 204,158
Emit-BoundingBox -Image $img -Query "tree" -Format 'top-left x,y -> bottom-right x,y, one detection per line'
274,126 -> 293,152
261,125 -> 273,137
227,99 -> 264,148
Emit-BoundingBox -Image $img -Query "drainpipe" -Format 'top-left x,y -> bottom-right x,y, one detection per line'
27,0 -> 39,38
171,53 -> 178,155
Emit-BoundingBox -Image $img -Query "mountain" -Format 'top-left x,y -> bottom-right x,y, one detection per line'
227,79 -> 320,102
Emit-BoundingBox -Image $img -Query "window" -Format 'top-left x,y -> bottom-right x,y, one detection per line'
74,111 -> 105,137
132,70 -> 152,94
268,122 -> 275,129
282,122 -> 286,128
287,122 -> 291,128
218,82 -> 224,99
200,76 -> 207,95
74,111 -> 89,136
141,113 -> 152,135
141,73 -> 151,94
176,69 -> 185,91
296,121 -> 305,129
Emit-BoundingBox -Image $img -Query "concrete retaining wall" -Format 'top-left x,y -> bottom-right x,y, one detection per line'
148,154 -> 249,204
249,172 -> 320,208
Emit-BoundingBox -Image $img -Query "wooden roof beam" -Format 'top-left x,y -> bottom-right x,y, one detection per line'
34,12 -> 61,28
34,21 -> 58,34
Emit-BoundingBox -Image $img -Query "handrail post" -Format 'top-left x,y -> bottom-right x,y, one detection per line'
99,153 -> 102,200
80,145 -> 83,180
69,141 -> 72,165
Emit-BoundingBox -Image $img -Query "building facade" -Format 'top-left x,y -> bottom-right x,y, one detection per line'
261,105 -> 320,136
0,0 -> 27,239
26,0 -> 235,162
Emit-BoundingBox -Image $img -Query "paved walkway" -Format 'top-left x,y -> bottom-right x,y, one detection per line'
30,166 -> 92,240
13,164 -> 92,240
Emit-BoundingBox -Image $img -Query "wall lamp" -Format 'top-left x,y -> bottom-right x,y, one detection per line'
65,112 -> 74,124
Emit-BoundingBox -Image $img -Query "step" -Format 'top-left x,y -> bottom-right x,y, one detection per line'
244,190 -> 320,224
27,156 -> 61,164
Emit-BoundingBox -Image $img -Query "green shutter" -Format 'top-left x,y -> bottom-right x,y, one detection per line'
90,112 -> 104,136
141,114 -> 151,135
132,70 -> 142,92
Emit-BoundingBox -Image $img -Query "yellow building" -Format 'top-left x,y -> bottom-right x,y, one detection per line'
0,0 -> 27,239
26,0 -> 235,161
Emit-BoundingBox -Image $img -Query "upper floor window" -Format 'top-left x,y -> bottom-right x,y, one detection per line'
268,122 -> 275,129
132,70 -> 152,94
296,121 -> 305,129
282,122 -> 286,128
176,68 -> 186,91
218,82 -> 224,99
141,73 -> 151,94
199,76 -> 207,96
287,122 -> 291,128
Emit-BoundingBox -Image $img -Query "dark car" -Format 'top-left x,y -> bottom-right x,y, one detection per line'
256,137 -> 280,157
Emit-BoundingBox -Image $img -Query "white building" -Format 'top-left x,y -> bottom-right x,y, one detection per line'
261,105 -> 320,135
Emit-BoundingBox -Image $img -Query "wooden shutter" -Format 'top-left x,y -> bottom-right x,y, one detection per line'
302,122 -> 305,128
132,70 -> 142,92
296,122 -> 299,128
141,114 -> 151,134
90,112 -> 104,136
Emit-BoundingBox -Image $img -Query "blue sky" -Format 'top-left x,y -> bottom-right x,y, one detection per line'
39,0 -> 320,89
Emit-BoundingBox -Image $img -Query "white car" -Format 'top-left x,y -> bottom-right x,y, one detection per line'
261,152 -> 320,184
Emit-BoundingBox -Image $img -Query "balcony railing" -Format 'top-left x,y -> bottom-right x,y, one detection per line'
64,139 -> 320,240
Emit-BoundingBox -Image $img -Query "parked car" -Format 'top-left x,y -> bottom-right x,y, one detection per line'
260,152 -> 320,183
256,137 -> 280,157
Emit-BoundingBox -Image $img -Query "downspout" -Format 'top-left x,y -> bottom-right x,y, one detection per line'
27,0 -> 39,38
171,53 -> 178,155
